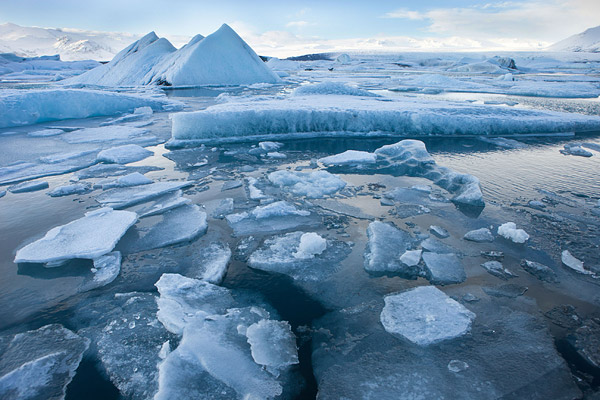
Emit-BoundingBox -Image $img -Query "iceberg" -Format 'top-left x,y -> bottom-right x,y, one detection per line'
0,324 -> 89,400
96,144 -> 154,164
169,94 -> 600,144
14,208 -> 137,264
0,88 -> 178,129
267,170 -> 346,198
380,286 -> 475,346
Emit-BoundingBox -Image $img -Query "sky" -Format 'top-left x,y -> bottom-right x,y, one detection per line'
1,0 -> 599,56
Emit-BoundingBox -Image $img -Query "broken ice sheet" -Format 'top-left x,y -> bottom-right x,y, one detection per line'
267,170 -> 346,198
225,201 -> 318,236
95,181 -> 192,209
0,324 -> 89,400
131,190 -> 190,218
363,221 -> 418,278
187,242 -> 232,284
14,208 -> 137,264
422,252 -> 466,285
96,144 -> 154,164
248,231 -> 351,281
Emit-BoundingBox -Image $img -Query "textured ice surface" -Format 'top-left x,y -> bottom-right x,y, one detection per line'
169,94 -> 600,144
380,286 -> 475,346
0,88 -> 177,128
311,199 -> 374,220
47,183 -> 92,197
0,324 -> 89,400
71,292 -> 176,400
267,170 -> 346,198
98,172 -> 153,189
318,150 -> 377,167
126,204 -> 207,252
248,231 -> 351,281
293,232 -> 327,259
95,181 -> 192,209
189,242 -> 232,284
74,164 -> 162,180
27,128 -> 64,137
400,249 -> 422,267
0,156 -> 97,185
8,180 -> 49,193
430,225 -> 449,238
422,252 -> 466,285
421,237 -> 455,254
14,208 -> 137,264
246,319 -> 298,371
97,144 -> 154,164
225,201 -> 316,236
560,143 -> 593,157
133,190 -> 189,217
364,221 -> 417,278
61,125 -> 157,145
155,273 -> 235,335
481,261 -> 517,280
561,250 -> 591,274
520,260 -> 558,283
78,251 -> 121,292
292,82 -> 378,97
497,222 -> 529,243
464,227 -> 494,242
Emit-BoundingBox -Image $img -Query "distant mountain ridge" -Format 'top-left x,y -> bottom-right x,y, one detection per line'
548,25 -> 600,53
0,22 -> 190,61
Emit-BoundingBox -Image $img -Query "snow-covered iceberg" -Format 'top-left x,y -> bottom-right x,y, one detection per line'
169,94 -> 600,145
69,24 -> 280,87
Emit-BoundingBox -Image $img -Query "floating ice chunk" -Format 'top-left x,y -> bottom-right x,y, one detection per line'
47,182 -> 92,197
127,204 -> 207,252
364,221 -> 417,278
155,273 -> 235,335
421,237 -> 455,254
374,139 -> 436,165
292,82 -> 378,97
318,150 -> 377,167
246,320 -> 298,371
14,208 -> 137,264
527,200 -> 546,210
95,181 -> 192,209
560,143 -> 593,157
71,292 -> 175,400
481,261 -> 517,280
520,260 -> 558,283
0,325 -> 89,400
247,177 -> 267,200
8,180 -> 49,193
293,232 -> 327,259
134,190 -> 190,218
226,201 -> 315,236
268,170 -> 346,198
75,164 -> 161,179
248,231 -> 351,281
61,125 -> 154,145
206,197 -> 234,219
483,284 -> 528,298
259,141 -> 283,152
169,95 -> 600,144
99,172 -> 153,189
190,243 -> 232,284
266,151 -> 286,159
157,308 -> 285,400
27,128 -> 63,137
463,228 -> 494,242
497,222 -> 529,243
380,286 -> 475,346
561,250 -> 591,275
0,88 -> 178,129
422,252 -> 466,285
0,155 -> 98,185
221,180 -> 243,191
79,251 -> 121,292
400,249 -> 422,267
430,225 -> 449,238
311,198 -> 374,220
97,144 -> 154,164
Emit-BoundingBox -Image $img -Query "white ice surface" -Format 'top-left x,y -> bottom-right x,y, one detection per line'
293,232 -> 327,259
14,208 -> 137,264
95,181 -> 192,209
246,319 -> 298,370
318,150 -> 377,166
497,222 -> 529,243
380,286 -> 475,346
268,170 -> 346,198
97,144 -> 154,164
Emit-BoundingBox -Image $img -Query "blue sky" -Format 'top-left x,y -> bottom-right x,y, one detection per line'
1,0 -> 599,55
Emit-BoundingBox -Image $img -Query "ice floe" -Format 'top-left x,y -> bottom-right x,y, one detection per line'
380,286 -> 475,346
97,144 -> 154,164
318,150 -> 377,167
47,182 -> 92,197
8,180 -> 48,193
422,252 -> 466,285
95,181 -> 192,208
267,170 -> 346,198
364,221 -> 417,278
14,208 -> 137,264
188,242 -> 232,284
78,251 -> 122,292
225,201 -> 317,236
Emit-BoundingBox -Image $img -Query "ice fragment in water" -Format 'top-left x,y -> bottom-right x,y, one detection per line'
292,232 -> 327,259
481,261 -> 517,280
246,319 -> 299,371
79,251 -> 121,292
430,225 -> 449,238
133,190 -> 190,218
97,144 -> 154,164
95,181 -> 192,209
380,286 -> 475,346
561,250 -> 592,274
520,260 -> 558,283
8,180 -> 49,193
47,183 -> 92,197
497,222 -> 529,243
422,252 -> 466,285
226,201 -> 316,236
268,170 -> 346,198
98,172 -> 153,189
560,143 -> 593,157
318,150 -> 377,167
463,228 -> 494,242
14,208 -> 137,264
189,242 -> 232,284
364,221 -> 417,278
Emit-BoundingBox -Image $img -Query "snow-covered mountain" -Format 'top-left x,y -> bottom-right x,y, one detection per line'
0,22 -> 191,61
548,25 -> 600,53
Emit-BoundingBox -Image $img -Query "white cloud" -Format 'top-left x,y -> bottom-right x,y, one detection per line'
286,20 -> 309,29
384,0 -> 600,42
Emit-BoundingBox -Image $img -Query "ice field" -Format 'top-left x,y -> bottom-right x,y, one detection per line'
1,23 -> 600,400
